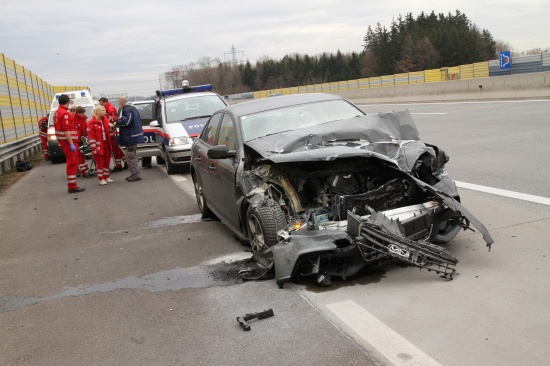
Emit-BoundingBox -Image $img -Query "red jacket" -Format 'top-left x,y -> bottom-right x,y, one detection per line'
104,102 -> 118,137
74,114 -> 88,141
104,102 -> 118,122
38,116 -> 48,138
54,105 -> 78,146
87,116 -> 111,155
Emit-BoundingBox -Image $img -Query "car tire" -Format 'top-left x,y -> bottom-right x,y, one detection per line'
156,155 -> 165,164
164,149 -> 178,175
246,205 -> 287,253
193,172 -> 214,218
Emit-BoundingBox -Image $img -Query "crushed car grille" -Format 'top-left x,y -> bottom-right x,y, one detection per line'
355,221 -> 458,279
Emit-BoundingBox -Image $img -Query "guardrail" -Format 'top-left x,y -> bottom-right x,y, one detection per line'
0,135 -> 41,174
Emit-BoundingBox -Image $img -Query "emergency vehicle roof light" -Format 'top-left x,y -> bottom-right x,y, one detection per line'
155,83 -> 213,98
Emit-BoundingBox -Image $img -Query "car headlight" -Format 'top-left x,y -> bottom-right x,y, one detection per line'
169,136 -> 191,146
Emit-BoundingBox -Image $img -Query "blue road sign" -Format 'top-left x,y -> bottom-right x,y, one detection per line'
500,51 -> 511,69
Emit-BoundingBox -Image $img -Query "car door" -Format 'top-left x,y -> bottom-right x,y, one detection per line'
192,112 -> 223,210
209,113 -> 240,231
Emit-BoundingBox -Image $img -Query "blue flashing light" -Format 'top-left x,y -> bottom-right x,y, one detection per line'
81,92 -> 86,97
156,83 -> 213,98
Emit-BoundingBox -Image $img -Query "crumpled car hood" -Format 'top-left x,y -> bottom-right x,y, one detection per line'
244,111 -> 433,172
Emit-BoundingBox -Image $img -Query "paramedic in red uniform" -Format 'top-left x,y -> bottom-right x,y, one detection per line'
99,97 -> 126,172
87,105 -> 113,186
74,106 -> 90,177
54,94 -> 85,193
38,113 -> 50,160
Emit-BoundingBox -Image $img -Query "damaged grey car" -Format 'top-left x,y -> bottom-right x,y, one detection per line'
190,93 -> 493,288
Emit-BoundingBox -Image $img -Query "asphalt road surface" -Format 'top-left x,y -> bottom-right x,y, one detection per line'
1,99 -> 549,366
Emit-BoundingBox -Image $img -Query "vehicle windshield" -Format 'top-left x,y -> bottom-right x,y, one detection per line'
240,99 -> 365,142
165,95 -> 226,123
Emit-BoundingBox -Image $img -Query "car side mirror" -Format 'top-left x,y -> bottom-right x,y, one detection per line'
207,145 -> 236,159
149,120 -> 159,127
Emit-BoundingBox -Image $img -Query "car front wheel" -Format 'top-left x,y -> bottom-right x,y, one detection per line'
246,205 -> 287,253
164,149 -> 178,175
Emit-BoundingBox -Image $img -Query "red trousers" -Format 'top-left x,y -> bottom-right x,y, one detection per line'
60,142 -> 80,190
40,136 -> 49,159
111,136 -> 125,167
78,151 -> 89,175
94,141 -> 112,181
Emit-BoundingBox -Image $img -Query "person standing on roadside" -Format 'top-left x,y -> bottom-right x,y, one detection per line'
99,97 -> 126,172
87,105 -> 113,186
38,113 -> 50,160
115,96 -> 144,182
54,94 -> 85,193
74,106 -> 91,178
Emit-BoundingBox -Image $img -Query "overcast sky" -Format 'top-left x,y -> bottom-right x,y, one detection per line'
1,0 -> 548,97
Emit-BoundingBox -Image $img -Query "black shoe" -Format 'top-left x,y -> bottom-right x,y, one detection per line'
123,162 -> 129,170
127,176 -> 142,182
111,167 -> 124,173
68,187 -> 86,193
125,175 -> 135,181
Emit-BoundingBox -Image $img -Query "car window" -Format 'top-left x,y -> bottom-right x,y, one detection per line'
216,114 -> 236,151
200,112 -> 223,146
134,103 -> 155,127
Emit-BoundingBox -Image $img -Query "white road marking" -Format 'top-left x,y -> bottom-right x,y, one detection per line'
357,99 -> 550,107
326,300 -> 442,366
158,165 -> 196,198
456,181 -> 550,206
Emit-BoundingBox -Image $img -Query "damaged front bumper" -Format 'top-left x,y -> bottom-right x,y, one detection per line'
271,198 -> 494,288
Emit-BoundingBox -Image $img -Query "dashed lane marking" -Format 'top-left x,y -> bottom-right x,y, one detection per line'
456,181 -> 550,206
326,300 -> 442,366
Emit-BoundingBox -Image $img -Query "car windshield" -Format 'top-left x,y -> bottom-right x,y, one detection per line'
165,95 -> 226,123
240,99 -> 365,142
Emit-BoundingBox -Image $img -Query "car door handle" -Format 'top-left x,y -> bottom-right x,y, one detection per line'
196,156 -> 201,162
208,164 -> 215,171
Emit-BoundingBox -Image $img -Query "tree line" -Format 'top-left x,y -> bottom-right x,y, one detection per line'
164,10 -> 542,96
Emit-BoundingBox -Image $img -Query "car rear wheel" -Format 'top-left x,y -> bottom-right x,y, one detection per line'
246,205 -> 287,253
156,155 -> 165,164
193,172 -> 213,218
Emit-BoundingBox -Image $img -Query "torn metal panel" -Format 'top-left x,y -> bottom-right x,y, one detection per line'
271,231 -> 339,288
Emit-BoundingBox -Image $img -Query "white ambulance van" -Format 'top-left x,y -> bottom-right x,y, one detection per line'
46,90 -> 96,163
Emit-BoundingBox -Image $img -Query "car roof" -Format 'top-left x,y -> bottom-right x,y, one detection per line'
131,100 -> 155,105
220,93 -> 346,117
163,91 -> 219,101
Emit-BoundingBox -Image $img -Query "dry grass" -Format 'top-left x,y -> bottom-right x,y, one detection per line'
0,151 -> 46,195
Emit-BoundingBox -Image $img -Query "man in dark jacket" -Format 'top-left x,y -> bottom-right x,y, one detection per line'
115,96 -> 145,182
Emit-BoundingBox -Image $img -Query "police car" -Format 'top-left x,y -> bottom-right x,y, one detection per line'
46,90 -> 96,163
148,81 -> 228,174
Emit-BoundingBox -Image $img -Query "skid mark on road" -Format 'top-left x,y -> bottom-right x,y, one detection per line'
327,300 -> 442,366
0,255 -> 261,313
99,213 -> 207,234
